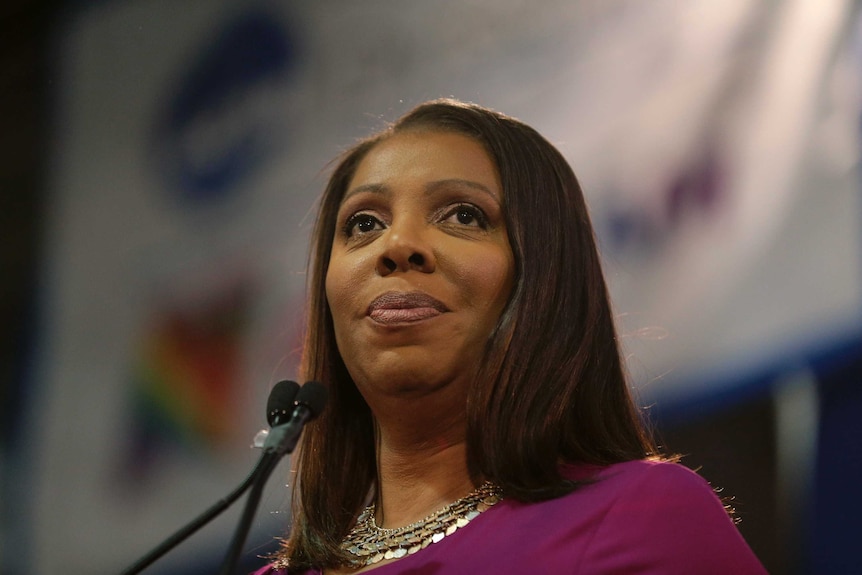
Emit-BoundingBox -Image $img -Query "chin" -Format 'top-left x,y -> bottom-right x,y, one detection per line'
351,360 -> 456,396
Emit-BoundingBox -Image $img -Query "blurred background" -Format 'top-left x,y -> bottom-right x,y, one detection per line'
2,1 -> 861,573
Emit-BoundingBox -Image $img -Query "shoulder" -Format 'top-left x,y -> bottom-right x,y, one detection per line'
585,459 -> 733,530
566,459 -> 767,574
560,458 -> 722,511
565,457 -> 707,484
595,458 -> 720,496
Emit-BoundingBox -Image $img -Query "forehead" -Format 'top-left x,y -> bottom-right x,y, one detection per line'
345,130 -> 502,199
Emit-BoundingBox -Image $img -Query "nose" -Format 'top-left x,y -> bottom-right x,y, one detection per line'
375,219 -> 436,276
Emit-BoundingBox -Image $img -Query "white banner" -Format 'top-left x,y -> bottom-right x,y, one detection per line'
23,1 -> 860,572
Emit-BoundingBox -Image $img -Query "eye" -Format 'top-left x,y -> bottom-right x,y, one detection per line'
441,203 -> 489,228
344,212 -> 385,237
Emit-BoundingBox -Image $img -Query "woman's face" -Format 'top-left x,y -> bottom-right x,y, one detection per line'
325,130 -> 515,401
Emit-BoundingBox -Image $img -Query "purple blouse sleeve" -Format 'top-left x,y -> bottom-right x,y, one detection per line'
580,462 -> 767,574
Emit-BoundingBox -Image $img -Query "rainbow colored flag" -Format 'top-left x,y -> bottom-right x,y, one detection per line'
123,283 -> 250,481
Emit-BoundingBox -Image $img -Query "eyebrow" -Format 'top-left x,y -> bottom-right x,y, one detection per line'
342,178 -> 501,203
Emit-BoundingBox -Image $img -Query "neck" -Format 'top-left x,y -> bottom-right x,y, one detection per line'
372,404 -> 476,529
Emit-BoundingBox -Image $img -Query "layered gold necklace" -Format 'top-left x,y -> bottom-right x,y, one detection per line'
341,481 -> 502,567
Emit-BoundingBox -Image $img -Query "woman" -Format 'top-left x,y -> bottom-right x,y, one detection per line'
255,99 -> 766,574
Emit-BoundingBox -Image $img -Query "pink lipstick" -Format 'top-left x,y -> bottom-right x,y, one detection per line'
367,291 -> 449,325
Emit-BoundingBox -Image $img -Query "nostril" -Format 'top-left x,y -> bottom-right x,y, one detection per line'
383,257 -> 397,272
408,253 -> 425,267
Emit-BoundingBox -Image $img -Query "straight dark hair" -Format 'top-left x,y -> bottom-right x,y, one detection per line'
279,99 -> 657,570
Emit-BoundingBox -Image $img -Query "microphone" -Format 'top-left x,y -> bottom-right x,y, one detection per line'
252,380 -> 300,449
267,379 -> 301,426
218,382 -> 327,575
263,381 -> 328,455
119,380 -> 310,575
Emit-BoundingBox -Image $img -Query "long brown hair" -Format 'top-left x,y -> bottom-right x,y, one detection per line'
280,99 -> 657,569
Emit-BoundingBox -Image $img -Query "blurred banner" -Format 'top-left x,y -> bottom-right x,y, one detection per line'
13,0 -> 860,573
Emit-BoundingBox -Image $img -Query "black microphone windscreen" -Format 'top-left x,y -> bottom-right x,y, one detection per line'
266,380 -> 300,426
294,381 -> 328,417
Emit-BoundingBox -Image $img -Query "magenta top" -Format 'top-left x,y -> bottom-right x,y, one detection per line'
252,459 -> 767,574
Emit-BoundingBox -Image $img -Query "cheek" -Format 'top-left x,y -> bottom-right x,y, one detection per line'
325,263 -> 355,361
325,250 -> 370,323
461,247 -> 515,316
324,254 -> 348,326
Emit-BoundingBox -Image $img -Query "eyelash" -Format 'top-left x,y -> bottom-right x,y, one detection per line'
441,203 -> 489,229
341,203 -> 490,238
343,213 -> 383,237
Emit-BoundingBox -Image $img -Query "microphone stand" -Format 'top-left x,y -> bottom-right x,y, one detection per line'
119,453 -> 276,575
216,404 -> 315,575
118,380 -> 323,575
216,452 -> 282,574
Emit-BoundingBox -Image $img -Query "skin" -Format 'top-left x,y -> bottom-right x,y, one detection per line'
324,130 -> 515,572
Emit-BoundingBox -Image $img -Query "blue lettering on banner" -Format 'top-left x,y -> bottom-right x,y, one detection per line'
151,9 -> 297,206
600,150 -> 725,257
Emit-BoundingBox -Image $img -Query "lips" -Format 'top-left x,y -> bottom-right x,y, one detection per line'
366,291 -> 449,324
